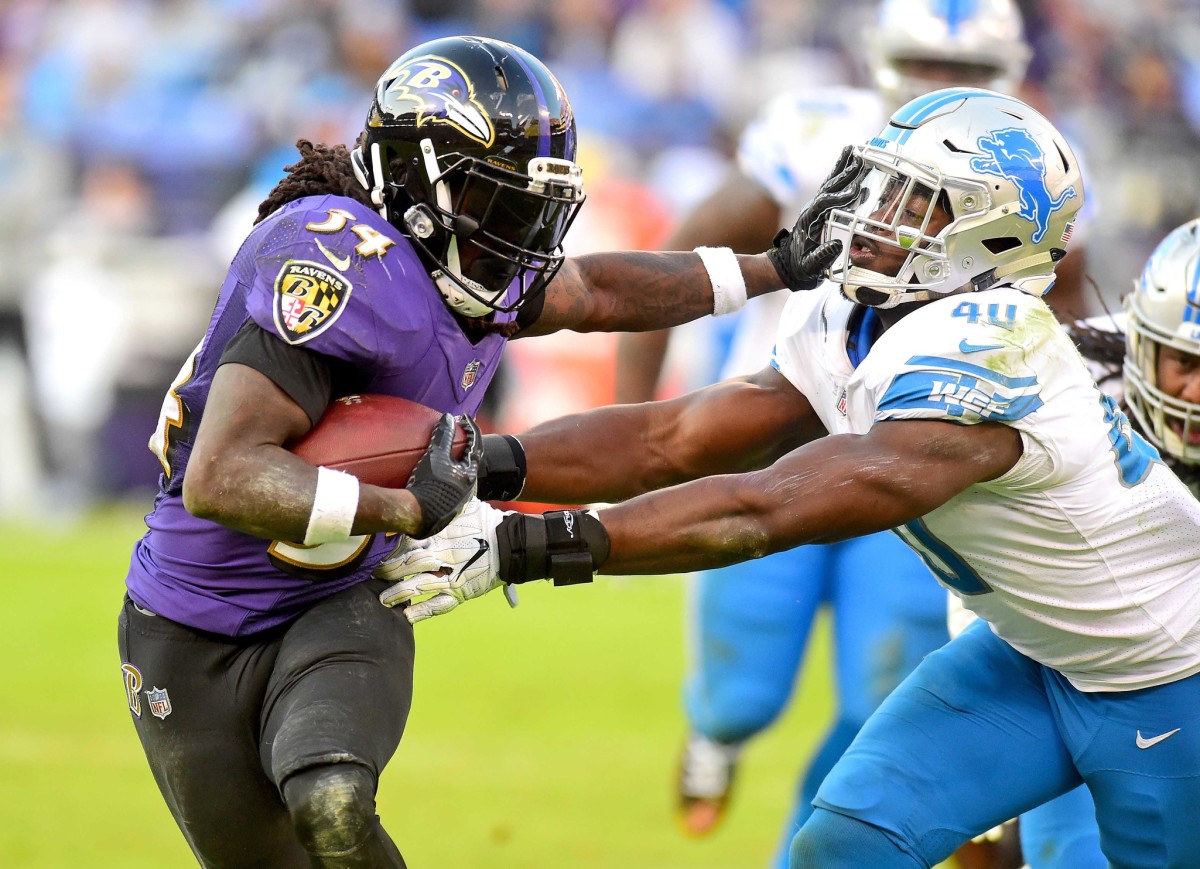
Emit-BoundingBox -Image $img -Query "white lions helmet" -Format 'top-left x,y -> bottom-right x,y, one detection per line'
826,88 -> 1083,309
1124,218 -> 1200,464
869,0 -> 1032,109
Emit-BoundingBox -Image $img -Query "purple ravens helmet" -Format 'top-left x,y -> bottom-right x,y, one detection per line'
352,36 -> 585,317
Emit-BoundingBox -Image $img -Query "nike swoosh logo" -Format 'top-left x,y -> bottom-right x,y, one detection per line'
1136,728 -> 1181,749
315,238 -> 351,272
959,339 -> 1004,354
457,539 -> 489,575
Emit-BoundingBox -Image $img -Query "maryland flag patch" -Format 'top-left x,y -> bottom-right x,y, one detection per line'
273,260 -> 353,344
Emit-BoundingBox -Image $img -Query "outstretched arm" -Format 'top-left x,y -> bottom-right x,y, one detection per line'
380,417 -> 1023,620
596,418 -> 1022,575
519,249 -> 784,339
522,146 -> 862,341
514,366 -> 822,504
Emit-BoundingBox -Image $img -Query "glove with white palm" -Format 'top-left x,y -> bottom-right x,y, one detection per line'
376,499 -> 517,623
376,499 -> 610,623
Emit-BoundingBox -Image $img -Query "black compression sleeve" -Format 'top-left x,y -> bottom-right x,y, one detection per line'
478,434 -> 527,501
218,321 -> 366,425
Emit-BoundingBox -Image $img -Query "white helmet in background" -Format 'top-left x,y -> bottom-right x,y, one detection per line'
869,0 -> 1032,108
826,88 -> 1083,309
1125,218 -> 1200,464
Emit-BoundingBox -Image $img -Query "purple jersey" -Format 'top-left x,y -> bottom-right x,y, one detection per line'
127,195 -> 516,636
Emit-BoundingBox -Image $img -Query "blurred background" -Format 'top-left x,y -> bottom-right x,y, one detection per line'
1,0 -> 1199,865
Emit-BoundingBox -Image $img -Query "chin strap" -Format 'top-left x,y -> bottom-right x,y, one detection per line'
993,250 -> 1057,282
496,509 -> 611,586
350,144 -> 389,217
432,270 -> 493,318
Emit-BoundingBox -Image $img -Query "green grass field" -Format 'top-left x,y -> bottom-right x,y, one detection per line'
0,504 -> 834,868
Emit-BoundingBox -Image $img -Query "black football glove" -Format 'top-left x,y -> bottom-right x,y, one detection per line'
767,145 -> 866,292
406,413 -> 483,538
476,434 -> 527,501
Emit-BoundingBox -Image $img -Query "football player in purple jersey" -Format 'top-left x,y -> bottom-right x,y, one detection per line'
117,35 -> 831,868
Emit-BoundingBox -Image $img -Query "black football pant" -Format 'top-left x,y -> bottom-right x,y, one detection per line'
118,579 -> 413,868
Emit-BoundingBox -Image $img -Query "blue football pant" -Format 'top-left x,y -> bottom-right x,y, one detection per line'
795,619 -> 1200,868
1020,783 -> 1106,868
681,533 -> 947,865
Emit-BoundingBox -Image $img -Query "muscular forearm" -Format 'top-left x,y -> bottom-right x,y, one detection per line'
610,177 -> 782,403
516,377 -> 806,505
184,447 -> 424,542
187,363 -> 434,542
595,451 -> 897,573
493,435 -> 922,588
526,251 -> 785,337
517,403 -> 676,504
596,472 -> 782,575
581,250 -> 783,330
590,417 -> 1025,576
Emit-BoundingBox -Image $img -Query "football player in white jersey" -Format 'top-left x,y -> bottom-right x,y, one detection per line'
616,0 -> 1090,864
381,90 -> 1200,868
953,218 -> 1200,866
1122,218 -> 1200,485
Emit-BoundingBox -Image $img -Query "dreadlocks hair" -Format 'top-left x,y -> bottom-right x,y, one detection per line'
252,139 -> 524,338
255,140 -> 372,224
1066,317 -> 1200,490
1067,319 -> 1125,372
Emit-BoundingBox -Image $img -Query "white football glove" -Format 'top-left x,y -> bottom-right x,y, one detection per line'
375,499 -> 518,623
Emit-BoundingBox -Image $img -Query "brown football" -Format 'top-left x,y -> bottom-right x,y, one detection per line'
289,394 -> 467,488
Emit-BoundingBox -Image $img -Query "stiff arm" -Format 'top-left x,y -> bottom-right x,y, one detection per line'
594,417 -> 1022,576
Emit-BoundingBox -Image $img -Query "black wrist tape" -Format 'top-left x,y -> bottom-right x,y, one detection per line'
478,434 -> 527,501
766,229 -> 790,285
496,509 -> 611,586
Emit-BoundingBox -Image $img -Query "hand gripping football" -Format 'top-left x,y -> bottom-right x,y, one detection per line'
289,394 -> 468,488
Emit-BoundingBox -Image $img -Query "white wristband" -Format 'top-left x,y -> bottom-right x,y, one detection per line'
304,467 -> 360,545
696,246 -> 747,316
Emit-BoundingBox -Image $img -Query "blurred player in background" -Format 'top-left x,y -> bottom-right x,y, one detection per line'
116,35 -> 805,868
615,2 -> 1086,865
1121,218 -> 1200,492
384,88 -> 1200,869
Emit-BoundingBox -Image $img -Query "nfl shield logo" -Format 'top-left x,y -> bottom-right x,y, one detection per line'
836,388 -> 848,417
461,360 -> 482,390
147,687 -> 172,720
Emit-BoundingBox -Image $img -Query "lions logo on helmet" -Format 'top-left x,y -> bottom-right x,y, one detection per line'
826,88 -> 1083,310
969,127 -> 1078,244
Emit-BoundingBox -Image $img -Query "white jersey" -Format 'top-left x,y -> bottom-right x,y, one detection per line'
720,88 -> 886,380
773,282 -> 1200,691
947,310 -> 1130,638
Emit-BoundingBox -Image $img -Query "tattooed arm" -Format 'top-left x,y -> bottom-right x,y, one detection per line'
515,251 -> 786,338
